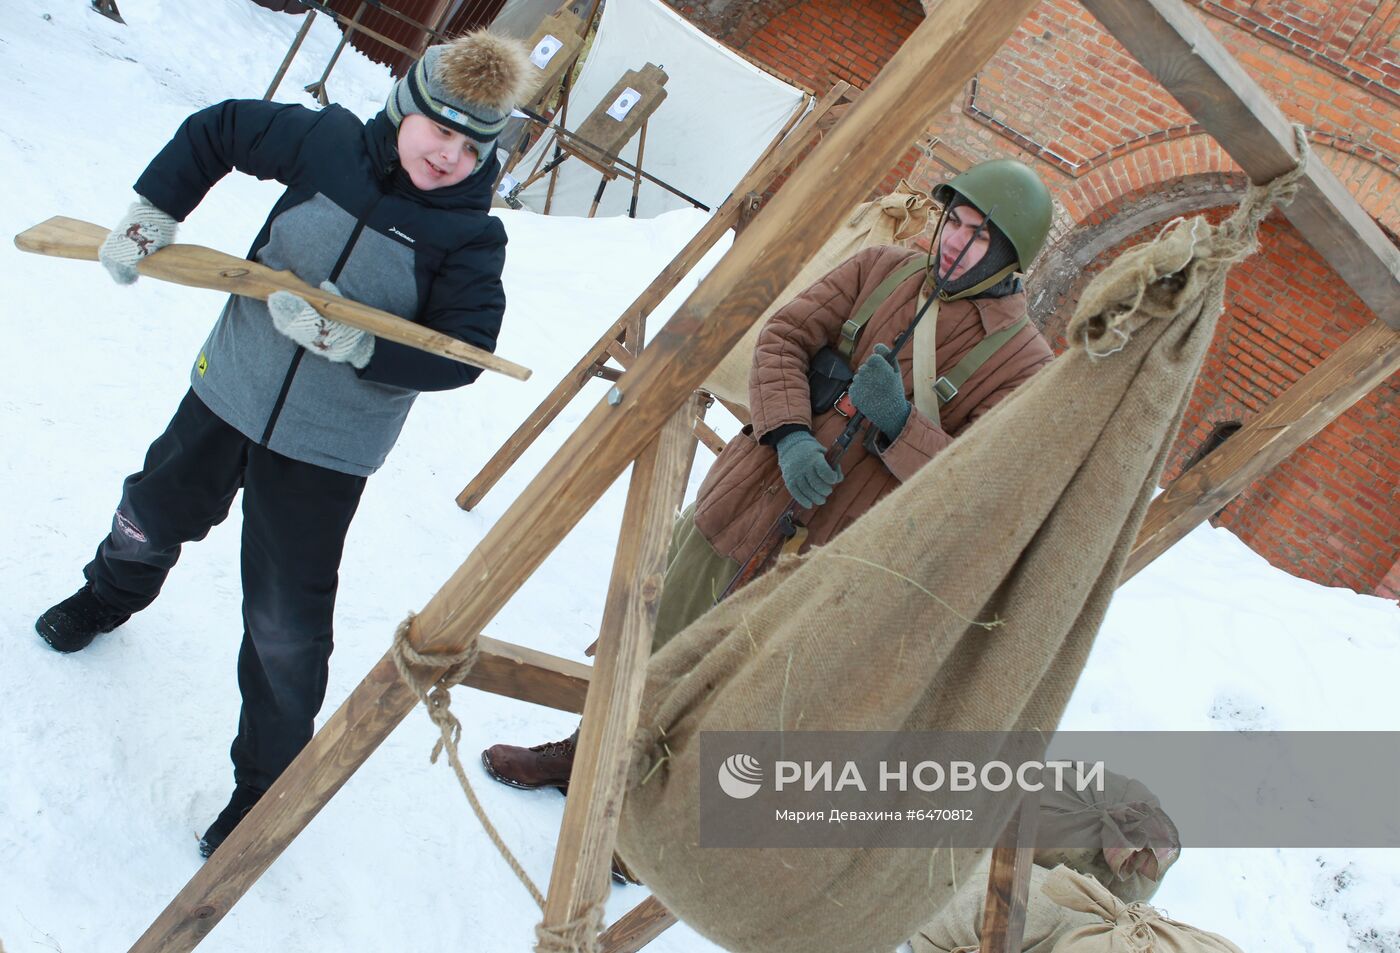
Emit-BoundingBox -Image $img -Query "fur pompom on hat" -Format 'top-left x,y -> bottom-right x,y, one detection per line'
386,31 -> 535,157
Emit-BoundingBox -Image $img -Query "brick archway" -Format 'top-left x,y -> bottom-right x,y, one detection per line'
1026,147 -> 1400,596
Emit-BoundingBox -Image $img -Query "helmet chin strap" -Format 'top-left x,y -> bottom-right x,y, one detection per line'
938,263 -> 1019,302
925,204 -> 1020,302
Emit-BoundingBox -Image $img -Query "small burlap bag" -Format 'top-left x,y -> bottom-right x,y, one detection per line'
702,179 -> 932,407
911,861 -> 1101,953
1035,769 -> 1181,903
616,141 -> 1305,953
1042,866 -> 1244,953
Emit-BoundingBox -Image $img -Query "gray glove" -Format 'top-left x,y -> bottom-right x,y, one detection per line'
99,197 -> 178,285
848,343 -> 910,441
776,431 -> 843,509
267,280 -> 375,370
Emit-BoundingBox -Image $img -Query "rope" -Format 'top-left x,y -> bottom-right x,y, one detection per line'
389,615 -> 606,953
1071,125 -> 1311,358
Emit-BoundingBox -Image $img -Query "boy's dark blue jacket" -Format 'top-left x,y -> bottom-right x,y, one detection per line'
135,99 -> 506,476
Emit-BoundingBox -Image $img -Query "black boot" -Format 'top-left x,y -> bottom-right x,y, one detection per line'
198,784 -> 265,858
35,583 -> 131,653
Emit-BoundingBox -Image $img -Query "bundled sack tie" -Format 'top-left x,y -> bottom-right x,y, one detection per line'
1034,768 -> 1181,903
1042,865 -> 1243,953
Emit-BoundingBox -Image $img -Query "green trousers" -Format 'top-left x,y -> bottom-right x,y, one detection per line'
651,505 -> 740,653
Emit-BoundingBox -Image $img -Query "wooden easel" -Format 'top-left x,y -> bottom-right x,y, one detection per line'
111,0 -> 1400,948
493,4 -> 592,197
512,64 -> 670,218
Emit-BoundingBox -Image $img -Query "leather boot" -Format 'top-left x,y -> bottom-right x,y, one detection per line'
481,729 -> 577,793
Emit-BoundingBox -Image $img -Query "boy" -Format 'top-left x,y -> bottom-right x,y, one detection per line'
34,31 -> 533,857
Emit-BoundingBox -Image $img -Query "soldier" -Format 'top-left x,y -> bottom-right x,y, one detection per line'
483,160 -> 1057,818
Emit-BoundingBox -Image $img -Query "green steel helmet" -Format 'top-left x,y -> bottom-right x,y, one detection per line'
931,159 -> 1053,271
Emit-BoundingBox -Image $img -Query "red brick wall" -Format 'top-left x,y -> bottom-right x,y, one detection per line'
1037,207 -> 1400,595
667,0 -> 1400,596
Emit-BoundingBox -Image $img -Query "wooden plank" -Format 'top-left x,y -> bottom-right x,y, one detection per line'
453,83 -> 849,511
1080,0 -> 1400,328
599,896 -> 677,953
1124,318 -> 1400,580
606,339 -> 636,369
539,408 -> 696,941
692,418 -> 726,455
462,636 -> 591,714
13,217 -> 531,382
126,4 -> 1040,948
979,793 -> 1040,953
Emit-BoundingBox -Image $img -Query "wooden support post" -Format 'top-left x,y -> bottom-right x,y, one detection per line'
128,4 -> 1035,946
304,1 -> 365,107
454,82 -> 850,511
629,120 -> 649,219
264,11 -> 317,102
599,896 -> 677,953
979,792 -> 1040,953
543,71 -> 574,216
538,407 -> 696,944
1080,0 -> 1400,328
1123,319 -> 1400,581
588,174 -> 610,219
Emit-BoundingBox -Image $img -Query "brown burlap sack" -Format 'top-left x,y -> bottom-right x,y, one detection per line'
1035,769 -> 1181,903
1042,866 -> 1244,953
911,861 -> 1101,953
702,179 -> 932,407
616,143 -> 1305,953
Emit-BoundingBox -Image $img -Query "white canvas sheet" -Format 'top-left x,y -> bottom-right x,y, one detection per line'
512,0 -> 806,218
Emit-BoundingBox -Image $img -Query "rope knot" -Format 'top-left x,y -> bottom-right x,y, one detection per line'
387,613 -> 609,949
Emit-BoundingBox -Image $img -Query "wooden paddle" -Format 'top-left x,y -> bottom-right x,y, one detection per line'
13,216 -> 531,382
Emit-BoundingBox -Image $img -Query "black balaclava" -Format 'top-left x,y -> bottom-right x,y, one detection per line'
936,194 -> 1022,299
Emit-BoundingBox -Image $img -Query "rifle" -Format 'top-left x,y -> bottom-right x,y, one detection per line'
716,210 -> 995,600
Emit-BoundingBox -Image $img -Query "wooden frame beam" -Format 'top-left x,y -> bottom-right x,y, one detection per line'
464,636 -> 591,714
127,3 -> 1040,949
1080,0 -> 1400,328
539,407 -> 696,938
1125,318 -> 1400,580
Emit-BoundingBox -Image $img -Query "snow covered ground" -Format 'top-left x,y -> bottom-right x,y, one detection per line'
1,2 -> 1396,952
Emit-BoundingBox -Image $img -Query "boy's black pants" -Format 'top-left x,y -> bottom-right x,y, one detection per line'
84,390 -> 367,792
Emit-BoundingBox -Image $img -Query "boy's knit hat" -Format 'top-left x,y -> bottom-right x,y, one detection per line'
386,31 -> 535,157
